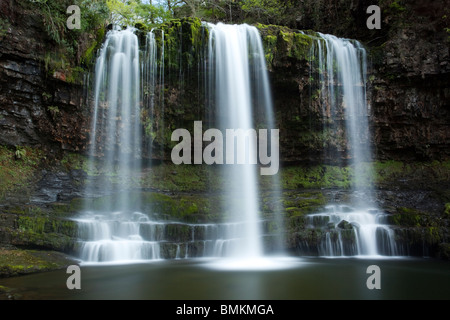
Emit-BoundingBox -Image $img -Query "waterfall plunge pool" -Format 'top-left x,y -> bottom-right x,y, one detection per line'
1,257 -> 449,300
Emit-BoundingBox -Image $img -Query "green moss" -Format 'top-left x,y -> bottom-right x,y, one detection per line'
278,30 -> 313,61
80,191 -> 218,222
291,32 -> 314,61
280,165 -> 353,189
142,192 -> 216,221
445,203 -> 450,216
388,0 -> 406,13
158,18 -> 207,72
3,213 -> 79,253
140,162 -> 213,192
0,249 -> 76,277
82,26 -> 106,68
389,207 -> 427,227
12,230 -> 76,252
0,146 -> 44,201
262,34 -> 277,65
256,24 -> 314,67
282,191 -> 326,217
0,17 -> 10,39
424,227 -> 443,244
373,160 -> 450,187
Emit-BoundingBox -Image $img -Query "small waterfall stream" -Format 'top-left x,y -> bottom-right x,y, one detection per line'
304,33 -> 399,257
306,205 -> 399,256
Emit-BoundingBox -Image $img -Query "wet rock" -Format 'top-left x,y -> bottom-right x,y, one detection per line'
30,170 -> 84,204
337,220 -> 353,230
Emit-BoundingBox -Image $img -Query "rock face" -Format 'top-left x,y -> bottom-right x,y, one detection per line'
1,3 -> 449,164
0,1 -> 449,261
371,25 -> 450,161
0,0 -> 88,155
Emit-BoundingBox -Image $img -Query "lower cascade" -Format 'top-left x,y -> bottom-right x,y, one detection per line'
75,210 -> 269,262
303,205 -> 399,257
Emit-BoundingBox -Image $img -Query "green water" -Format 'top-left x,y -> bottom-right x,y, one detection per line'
1,257 -> 449,300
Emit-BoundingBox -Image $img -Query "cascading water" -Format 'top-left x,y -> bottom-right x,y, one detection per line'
305,33 -> 399,257
77,28 -> 160,263
206,23 -> 282,260
75,23 -> 282,264
207,23 -> 262,259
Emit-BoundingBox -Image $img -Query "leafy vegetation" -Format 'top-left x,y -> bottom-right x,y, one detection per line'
239,0 -> 285,24
106,0 -> 171,27
0,17 -> 10,39
25,0 -> 109,77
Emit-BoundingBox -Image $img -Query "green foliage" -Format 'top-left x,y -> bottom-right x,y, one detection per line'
171,0 -> 234,21
240,0 -> 285,24
42,92 -> 52,100
445,203 -> 450,216
445,27 -> 450,43
47,106 -> 60,117
388,0 -> 406,13
107,0 -> 172,28
28,0 -> 69,45
0,17 -> 11,39
28,0 -> 109,43
14,146 -> 27,160
26,0 -> 109,76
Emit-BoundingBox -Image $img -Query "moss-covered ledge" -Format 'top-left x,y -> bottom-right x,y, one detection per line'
0,248 -> 79,279
255,23 -> 316,69
0,205 -> 79,254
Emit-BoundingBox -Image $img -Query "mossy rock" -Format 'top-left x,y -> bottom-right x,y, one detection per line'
16,215 -> 78,237
11,230 -> 76,253
337,220 -> 353,230
388,207 -> 427,227
0,249 -> 78,278
255,24 -> 315,68
6,214 -> 79,252
282,191 -> 326,217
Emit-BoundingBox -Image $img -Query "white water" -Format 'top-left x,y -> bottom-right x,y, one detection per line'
307,33 -> 399,256
207,23 -> 277,260
306,205 -> 399,257
80,28 -> 146,262
78,23 -> 280,265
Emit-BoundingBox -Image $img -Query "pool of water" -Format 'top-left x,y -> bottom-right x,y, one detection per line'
1,257 -> 449,300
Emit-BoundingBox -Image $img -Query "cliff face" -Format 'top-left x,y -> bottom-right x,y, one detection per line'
371,24 -> 450,161
0,0 -> 90,155
257,0 -> 450,164
0,2 -> 449,262
0,2 -> 449,164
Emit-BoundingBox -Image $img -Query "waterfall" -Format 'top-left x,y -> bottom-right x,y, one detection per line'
77,28 -> 156,263
76,23 -> 281,264
207,23 -> 281,259
306,205 -> 399,256
306,33 -> 399,257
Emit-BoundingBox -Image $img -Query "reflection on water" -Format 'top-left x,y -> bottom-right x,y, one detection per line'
1,257 -> 449,300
